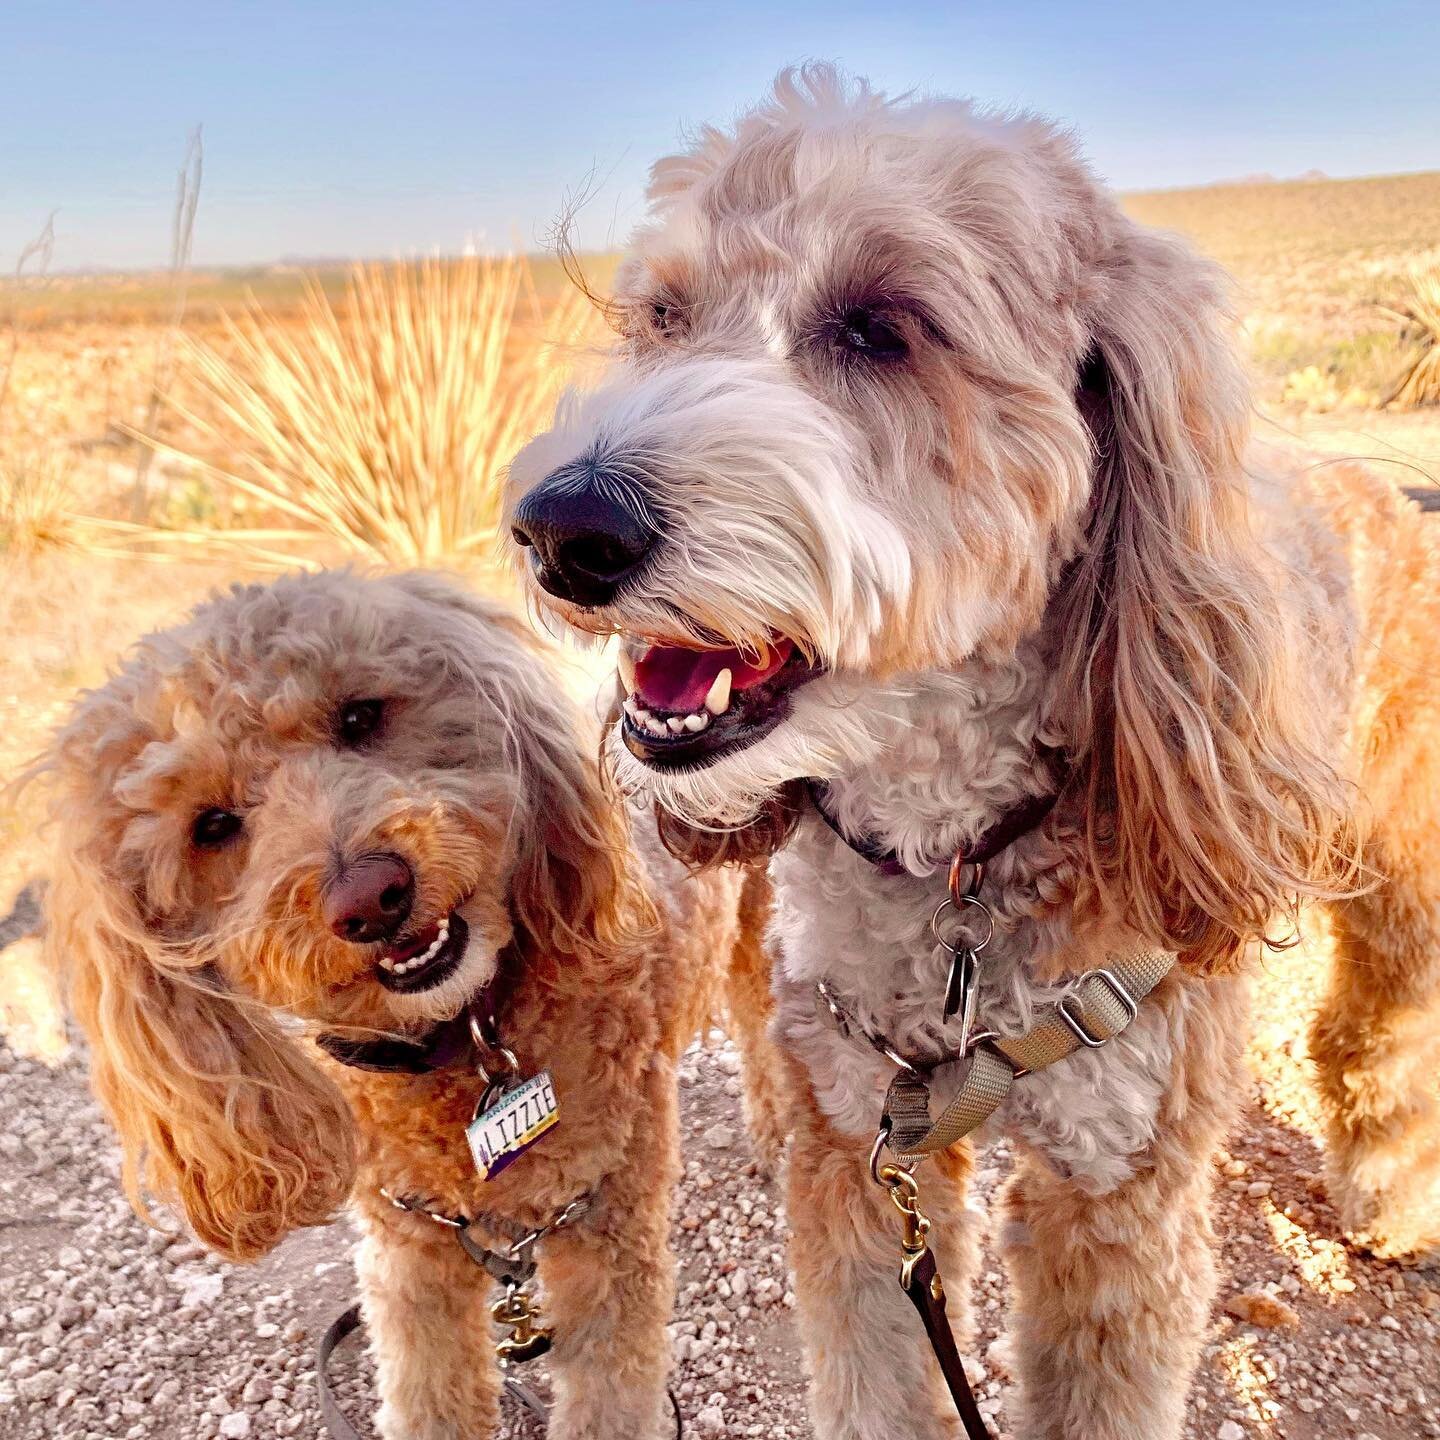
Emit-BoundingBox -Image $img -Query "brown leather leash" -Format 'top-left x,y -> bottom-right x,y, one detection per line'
902,1251 -> 994,1440
878,1155 -> 996,1439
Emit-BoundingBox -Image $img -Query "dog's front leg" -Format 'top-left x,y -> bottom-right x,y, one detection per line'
786,1059 -> 977,1440
354,1199 -> 503,1440
1000,977 -> 1247,1440
538,1058 -> 680,1440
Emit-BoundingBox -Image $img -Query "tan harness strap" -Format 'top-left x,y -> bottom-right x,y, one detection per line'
884,949 -> 1175,1160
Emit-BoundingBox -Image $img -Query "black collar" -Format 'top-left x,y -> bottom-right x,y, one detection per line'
806,760 -> 1066,878
315,1010 -> 476,1073
315,968 -> 509,1075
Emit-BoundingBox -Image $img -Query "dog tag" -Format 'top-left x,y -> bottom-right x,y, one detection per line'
467,1071 -> 559,1180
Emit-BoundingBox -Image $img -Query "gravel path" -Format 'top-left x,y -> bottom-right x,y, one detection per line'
1,931 -> 1437,1439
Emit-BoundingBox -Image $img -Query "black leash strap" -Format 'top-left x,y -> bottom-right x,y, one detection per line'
316,1304 -> 365,1440
900,1250 -> 995,1440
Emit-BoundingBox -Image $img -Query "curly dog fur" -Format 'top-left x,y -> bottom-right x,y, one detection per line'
40,568 -> 753,1440
508,66 -> 1440,1440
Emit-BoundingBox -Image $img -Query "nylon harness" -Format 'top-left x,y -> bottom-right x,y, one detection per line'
806,778 -> 1176,1440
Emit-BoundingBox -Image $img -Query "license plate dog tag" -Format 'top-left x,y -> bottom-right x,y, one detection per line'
467,1071 -> 559,1180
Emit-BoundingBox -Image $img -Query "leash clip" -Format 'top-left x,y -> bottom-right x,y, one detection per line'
492,1282 -> 554,1364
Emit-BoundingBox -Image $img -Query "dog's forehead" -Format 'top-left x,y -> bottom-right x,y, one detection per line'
122,578 -> 442,754
633,104 -> 1080,315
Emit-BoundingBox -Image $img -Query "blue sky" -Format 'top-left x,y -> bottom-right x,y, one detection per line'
2,0 -> 1436,270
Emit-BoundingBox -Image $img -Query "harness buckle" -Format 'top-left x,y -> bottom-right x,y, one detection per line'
1056,968 -> 1138,1049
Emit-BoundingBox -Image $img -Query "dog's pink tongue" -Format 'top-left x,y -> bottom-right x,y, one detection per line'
634,640 -> 793,712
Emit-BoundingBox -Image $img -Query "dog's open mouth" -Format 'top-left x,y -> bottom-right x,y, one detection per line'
616,632 -> 821,768
375,912 -> 470,994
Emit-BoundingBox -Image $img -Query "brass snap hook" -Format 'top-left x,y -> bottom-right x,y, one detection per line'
492,1284 -> 554,1365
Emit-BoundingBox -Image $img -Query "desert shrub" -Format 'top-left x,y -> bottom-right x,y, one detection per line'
0,442 -> 75,556
105,255 -> 601,573
1385,266 -> 1440,409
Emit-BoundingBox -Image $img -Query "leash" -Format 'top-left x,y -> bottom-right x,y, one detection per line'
810,774 -> 1174,1440
877,1163 -> 994,1440
317,1301 -> 554,1438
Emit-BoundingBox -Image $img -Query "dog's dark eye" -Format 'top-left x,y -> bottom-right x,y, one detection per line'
834,307 -> 908,362
649,299 -> 685,340
337,698 -> 385,747
192,808 -> 243,849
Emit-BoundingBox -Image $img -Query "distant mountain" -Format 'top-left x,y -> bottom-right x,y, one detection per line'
1198,168 -> 1331,188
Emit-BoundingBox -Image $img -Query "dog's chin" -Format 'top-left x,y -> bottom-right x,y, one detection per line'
607,674 -> 877,830
376,913 -> 501,1024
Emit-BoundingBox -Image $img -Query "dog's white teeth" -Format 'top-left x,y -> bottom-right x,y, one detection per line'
379,956 -> 396,971
704,668 -> 732,716
666,715 -> 686,734
683,712 -> 709,733
622,696 -> 640,719
617,645 -> 638,695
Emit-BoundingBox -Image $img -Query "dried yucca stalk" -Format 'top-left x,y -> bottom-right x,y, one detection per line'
1384,266 -> 1440,409
111,256 -> 601,572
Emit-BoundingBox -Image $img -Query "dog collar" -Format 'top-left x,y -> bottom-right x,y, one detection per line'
806,764 -> 1066,877
315,969 -> 511,1075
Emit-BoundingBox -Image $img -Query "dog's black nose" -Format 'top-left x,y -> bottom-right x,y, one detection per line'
511,466 -> 656,607
324,852 -> 415,945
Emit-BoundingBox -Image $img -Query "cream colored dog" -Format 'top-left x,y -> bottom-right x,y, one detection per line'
508,66 -> 1440,1440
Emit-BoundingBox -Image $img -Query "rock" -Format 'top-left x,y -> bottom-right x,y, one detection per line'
218,1414 -> 252,1439
695,1405 -> 726,1436
703,1124 -> 735,1151
1217,1423 -> 1246,1440
176,1272 -> 225,1309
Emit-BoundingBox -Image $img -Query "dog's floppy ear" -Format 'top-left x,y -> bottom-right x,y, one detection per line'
1053,219 -> 1353,972
45,789 -> 354,1262
506,680 -> 658,970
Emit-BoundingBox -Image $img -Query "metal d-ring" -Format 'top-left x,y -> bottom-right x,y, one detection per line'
930,895 -> 995,957
933,895 -> 994,1046
468,1009 -> 520,1087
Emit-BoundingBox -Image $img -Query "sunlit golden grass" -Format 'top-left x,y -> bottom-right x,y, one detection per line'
0,441 -> 76,556
1384,265 -> 1440,409
98,255 -> 605,574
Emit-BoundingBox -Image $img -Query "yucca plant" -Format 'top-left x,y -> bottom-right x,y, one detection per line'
104,255 -> 602,573
0,442 -> 75,556
1384,265 -> 1440,409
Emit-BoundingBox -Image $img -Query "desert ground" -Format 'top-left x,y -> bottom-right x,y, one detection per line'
1,170 -> 1438,1439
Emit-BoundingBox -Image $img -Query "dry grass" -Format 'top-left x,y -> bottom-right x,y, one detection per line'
102,256 -> 601,575
1384,266 -> 1440,409
1124,170 -> 1440,408
0,442 -> 76,557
